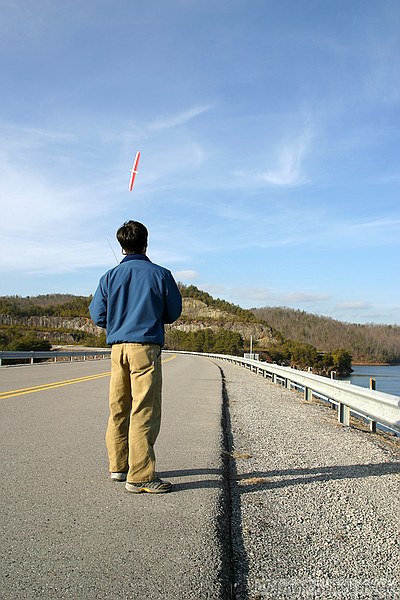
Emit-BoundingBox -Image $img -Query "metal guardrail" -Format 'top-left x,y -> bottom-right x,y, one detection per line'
0,350 -> 111,366
2,348 -> 399,436
166,351 -> 400,436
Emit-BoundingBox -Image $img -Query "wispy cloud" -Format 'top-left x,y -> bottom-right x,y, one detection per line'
203,284 -> 331,307
282,292 -> 331,303
148,104 -> 213,132
338,216 -> 400,247
0,125 -> 120,275
174,269 -> 199,281
234,129 -> 312,187
0,124 -> 77,165
259,144 -> 310,187
331,300 -> 392,324
335,301 -> 371,311
0,118 -> 209,276
350,217 -> 400,232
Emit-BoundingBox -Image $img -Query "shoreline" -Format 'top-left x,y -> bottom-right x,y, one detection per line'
352,362 -> 400,367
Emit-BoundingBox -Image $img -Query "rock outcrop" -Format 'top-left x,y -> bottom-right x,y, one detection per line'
0,315 -> 101,335
1,298 -> 276,345
167,298 -> 276,345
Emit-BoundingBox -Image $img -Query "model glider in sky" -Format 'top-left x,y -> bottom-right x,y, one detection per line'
128,151 -> 140,191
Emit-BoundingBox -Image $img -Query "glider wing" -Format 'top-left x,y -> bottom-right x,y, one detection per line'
128,151 -> 140,191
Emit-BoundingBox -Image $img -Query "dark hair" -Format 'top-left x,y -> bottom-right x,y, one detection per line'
116,220 -> 148,254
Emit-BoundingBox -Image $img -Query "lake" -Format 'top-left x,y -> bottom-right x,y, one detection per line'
339,364 -> 400,397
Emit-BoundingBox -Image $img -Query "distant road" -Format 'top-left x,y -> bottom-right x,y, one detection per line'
0,354 -> 229,600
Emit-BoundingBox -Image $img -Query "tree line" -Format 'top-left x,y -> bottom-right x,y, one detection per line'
260,341 -> 352,376
251,306 -> 400,364
0,325 -> 106,352
0,295 -> 91,318
165,328 -> 244,355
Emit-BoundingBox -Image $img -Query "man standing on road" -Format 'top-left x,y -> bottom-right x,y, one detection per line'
89,220 -> 182,494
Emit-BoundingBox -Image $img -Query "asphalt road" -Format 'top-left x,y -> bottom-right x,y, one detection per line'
0,354 -> 229,600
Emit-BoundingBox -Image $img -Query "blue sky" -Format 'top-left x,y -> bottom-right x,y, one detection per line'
0,0 -> 399,324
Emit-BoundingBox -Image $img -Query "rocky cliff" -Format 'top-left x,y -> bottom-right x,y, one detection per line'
1,298 -> 276,345
0,314 -> 100,334
167,298 -> 276,345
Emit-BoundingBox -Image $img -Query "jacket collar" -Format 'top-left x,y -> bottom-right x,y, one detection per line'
121,254 -> 150,263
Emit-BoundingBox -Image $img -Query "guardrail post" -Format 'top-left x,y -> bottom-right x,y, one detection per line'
304,386 -> 313,401
338,403 -> 350,426
369,378 -> 377,432
30,352 -> 34,365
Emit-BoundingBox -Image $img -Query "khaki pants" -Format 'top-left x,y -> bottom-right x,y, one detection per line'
106,343 -> 162,483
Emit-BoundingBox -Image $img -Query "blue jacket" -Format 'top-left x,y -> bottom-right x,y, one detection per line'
89,254 -> 182,346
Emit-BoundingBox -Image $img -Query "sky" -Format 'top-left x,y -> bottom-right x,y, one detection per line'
0,0 -> 399,325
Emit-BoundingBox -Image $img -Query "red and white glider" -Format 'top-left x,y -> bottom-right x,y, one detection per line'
128,151 -> 140,191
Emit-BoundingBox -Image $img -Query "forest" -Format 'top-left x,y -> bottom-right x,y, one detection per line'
0,289 -> 398,367
165,328 -> 244,356
0,294 -> 91,317
251,306 -> 400,364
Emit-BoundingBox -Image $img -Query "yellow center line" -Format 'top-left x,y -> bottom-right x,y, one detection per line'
0,372 -> 111,400
0,353 -> 177,400
161,353 -> 177,364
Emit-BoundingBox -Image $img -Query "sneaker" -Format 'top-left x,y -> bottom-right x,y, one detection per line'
125,477 -> 172,494
110,472 -> 127,482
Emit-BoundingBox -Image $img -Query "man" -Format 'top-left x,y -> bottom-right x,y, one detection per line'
89,220 -> 182,494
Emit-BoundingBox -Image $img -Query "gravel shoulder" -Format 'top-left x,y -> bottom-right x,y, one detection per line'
214,360 -> 400,600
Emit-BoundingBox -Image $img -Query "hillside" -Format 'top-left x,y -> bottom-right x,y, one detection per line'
0,294 -> 90,317
171,285 -> 278,346
0,290 -> 277,353
251,306 -> 400,364
1,288 -> 399,365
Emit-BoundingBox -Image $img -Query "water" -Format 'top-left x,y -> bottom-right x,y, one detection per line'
340,364 -> 400,397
